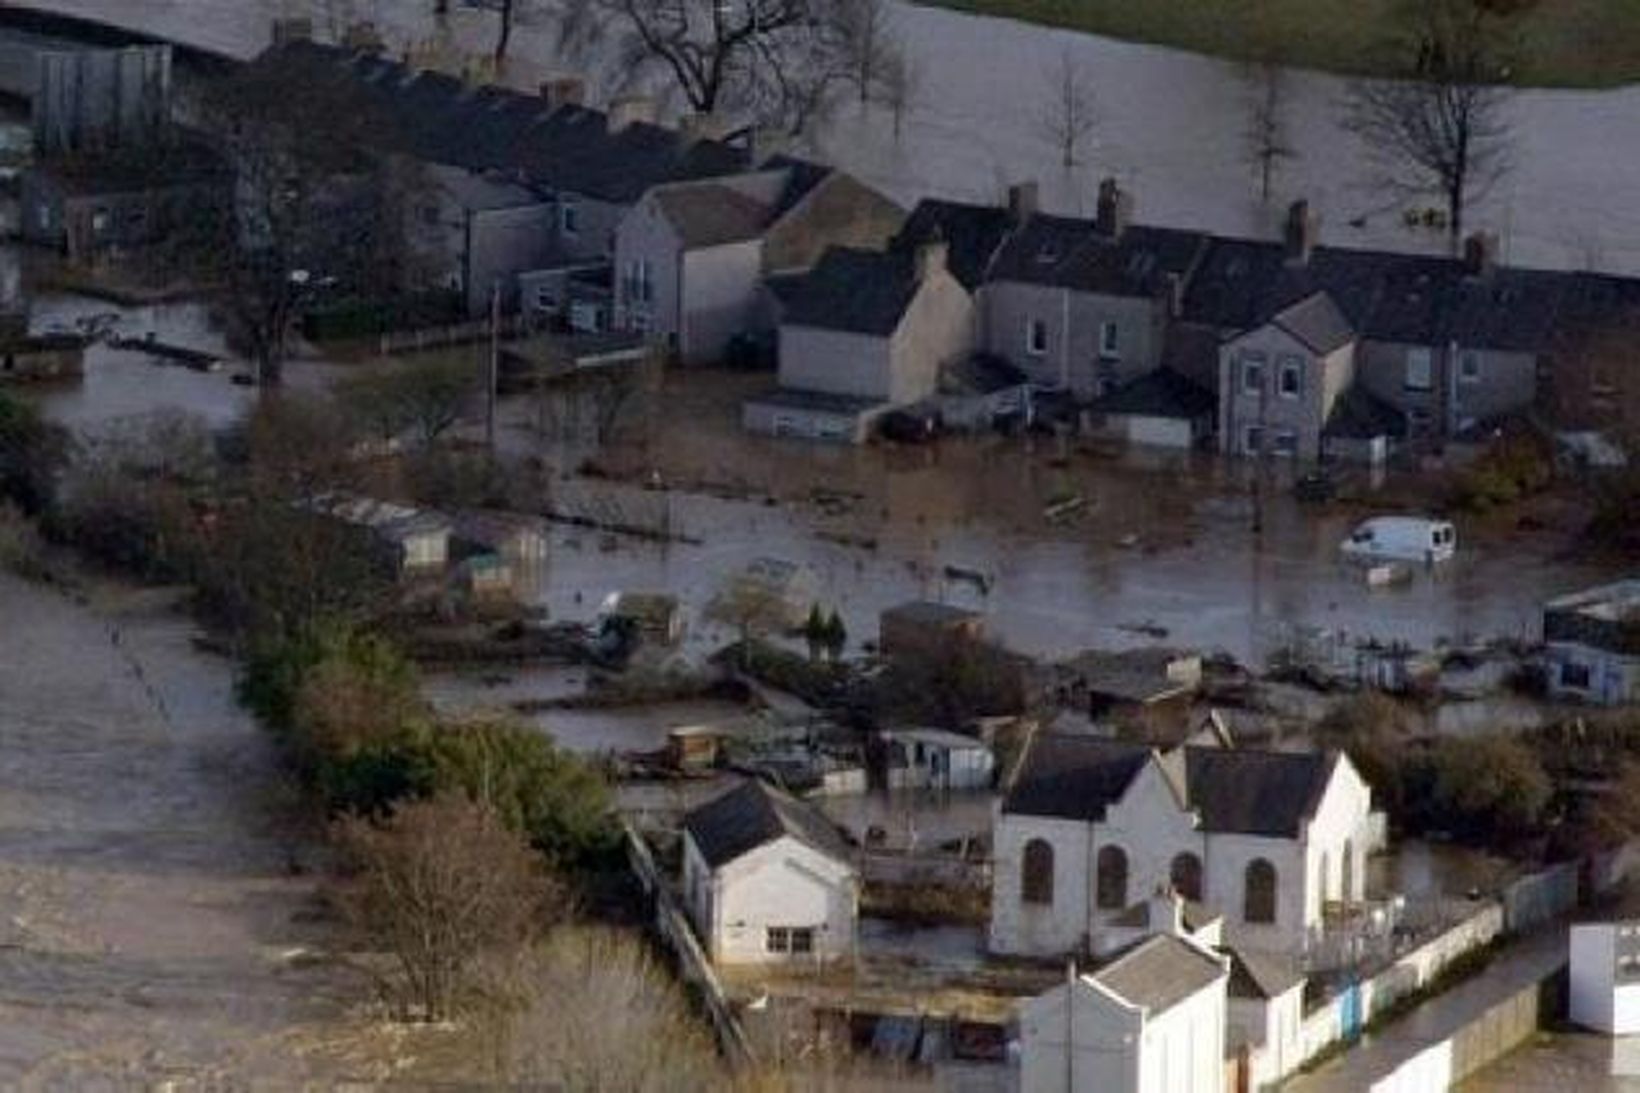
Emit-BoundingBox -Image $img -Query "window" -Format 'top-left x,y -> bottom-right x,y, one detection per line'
35,203 -> 50,230
91,208 -> 110,235
1244,858 -> 1277,924
1459,351 -> 1481,384
1022,839 -> 1054,905
534,285 -> 558,313
560,198 -> 580,236
1170,852 -> 1203,902
1561,662 -> 1592,690
1405,347 -> 1433,391
1026,318 -> 1048,357
1240,351 -> 1266,395
765,927 -> 814,954
1273,430 -> 1299,457
789,928 -> 814,954
1243,425 -> 1263,456
1099,321 -> 1119,359
1096,845 -> 1129,910
1278,356 -> 1303,398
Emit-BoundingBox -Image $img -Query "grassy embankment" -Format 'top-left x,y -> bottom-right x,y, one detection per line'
920,0 -> 1640,88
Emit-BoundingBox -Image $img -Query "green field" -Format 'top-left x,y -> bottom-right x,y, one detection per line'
920,0 -> 1640,88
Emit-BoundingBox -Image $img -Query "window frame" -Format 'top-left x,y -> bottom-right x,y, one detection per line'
1404,347 -> 1434,392
1240,351 -> 1266,396
1278,355 -> 1303,399
1459,350 -> 1482,384
1026,318 -> 1048,357
1021,838 -> 1055,906
1098,320 -> 1119,359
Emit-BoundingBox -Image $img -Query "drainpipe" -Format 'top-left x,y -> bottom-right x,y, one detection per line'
1060,286 -> 1072,393
1446,339 -> 1460,441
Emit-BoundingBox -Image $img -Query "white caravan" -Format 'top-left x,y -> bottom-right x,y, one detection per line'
1340,516 -> 1457,564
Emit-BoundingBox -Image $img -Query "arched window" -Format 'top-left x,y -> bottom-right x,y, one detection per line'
1097,845 -> 1129,910
1170,852 -> 1204,902
1342,840 -> 1355,903
1244,858 -> 1278,924
1022,839 -> 1055,905
1319,850 -> 1331,903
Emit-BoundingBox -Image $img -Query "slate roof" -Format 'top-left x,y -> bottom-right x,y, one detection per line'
1178,235 -> 1628,356
655,184 -> 773,248
1324,385 -> 1407,440
891,198 -> 1016,292
988,214 -> 1209,298
1264,291 -> 1356,355
781,246 -> 920,336
1182,748 -> 1337,837
246,41 -> 748,204
683,778 -> 855,869
1224,946 -> 1305,1000
759,153 -> 835,218
1004,733 -> 1340,837
1092,933 -> 1227,1014
1092,368 -> 1216,420
944,352 -> 1030,395
1002,735 -> 1153,821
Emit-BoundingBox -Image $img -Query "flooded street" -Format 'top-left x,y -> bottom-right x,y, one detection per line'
0,572 -> 400,1083
12,0 -> 1640,274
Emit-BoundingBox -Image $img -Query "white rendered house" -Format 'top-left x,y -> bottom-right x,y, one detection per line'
1019,931 -> 1229,1093
1571,921 -> 1640,1034
681,779 -> 858,965
990,734 -> 1381,958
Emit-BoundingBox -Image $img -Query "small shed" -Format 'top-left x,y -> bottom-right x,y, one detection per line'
880,727 -> 995,791
1088,368 -> 1216,450
730,557 -> 821,629
878,600 -> 985,660
455,553 -> 514,601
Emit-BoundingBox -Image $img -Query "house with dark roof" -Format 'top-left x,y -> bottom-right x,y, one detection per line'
744,236 -> 975,442
1216,287 -> 1381,462
611,160 -> 903,365
681,778 -> 859,964
983,179 -> 1210,400
1089,367 -> 1218,450
990,732 -> 1380,959
1226,944 -> 1306,1089
1019,928 -> 1229,1093
239,37 -> 750,317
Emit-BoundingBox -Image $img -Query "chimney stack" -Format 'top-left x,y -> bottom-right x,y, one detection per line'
539,77 -> 586,110
271,17 -> 313,46
1007,181 -> 1039,226
341,21 -> 384,52
915,234 -> 949,284
1149,886 -> 1185,937
1463,231 -> 1498,277
606,95 -> 656,134
679,112 -> 730,146
1095,177 -> 1132,239
1284,199 -> 1319,266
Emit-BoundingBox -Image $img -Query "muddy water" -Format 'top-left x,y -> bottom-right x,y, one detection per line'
0,573 -> 416,1083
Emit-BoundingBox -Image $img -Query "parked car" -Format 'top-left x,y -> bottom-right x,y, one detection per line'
1340,516 -> 1457,564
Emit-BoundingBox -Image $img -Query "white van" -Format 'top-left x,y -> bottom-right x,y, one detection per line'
1340,516 -> 1457,564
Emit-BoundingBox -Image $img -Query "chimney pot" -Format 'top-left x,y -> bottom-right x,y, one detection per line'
539,77 -> 586,110
1095,177 -> 1132,238
606,95 -> 656,134
1463,231 -> 1498,276
1007,181 -> 1039,226
271,17 -> 313,46
1285,199 -> 1319,266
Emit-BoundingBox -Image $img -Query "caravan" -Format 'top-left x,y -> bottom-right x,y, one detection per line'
1339,517 -> 1457,564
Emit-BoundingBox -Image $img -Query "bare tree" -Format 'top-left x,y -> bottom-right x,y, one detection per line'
500,928 -> 727,1090
708,573 -> 795,667
1038,50 -> 1098,169
878,49 -> 921,143
332,793 -> 561,1022
836,0 -> 897,104
333,354 -> 479,450
551,0 -> 876,133
1243,62 -> 1295,202
1343,0 -> 1521,250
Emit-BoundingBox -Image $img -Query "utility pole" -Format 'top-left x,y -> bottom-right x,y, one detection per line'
487,279 -> 500,452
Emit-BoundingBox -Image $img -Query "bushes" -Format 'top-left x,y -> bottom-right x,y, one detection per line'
0,391 -> 69,515
1450,432 -> 1554,513
242,624 -> 615,864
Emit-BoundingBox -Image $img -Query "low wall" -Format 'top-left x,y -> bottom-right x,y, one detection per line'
1502,862 -> 1579,934
1365,971 -> 1558,1093
1299,903 -> 1505,1066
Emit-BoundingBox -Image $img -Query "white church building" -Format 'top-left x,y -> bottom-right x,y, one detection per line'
990,733 -> 1381,958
